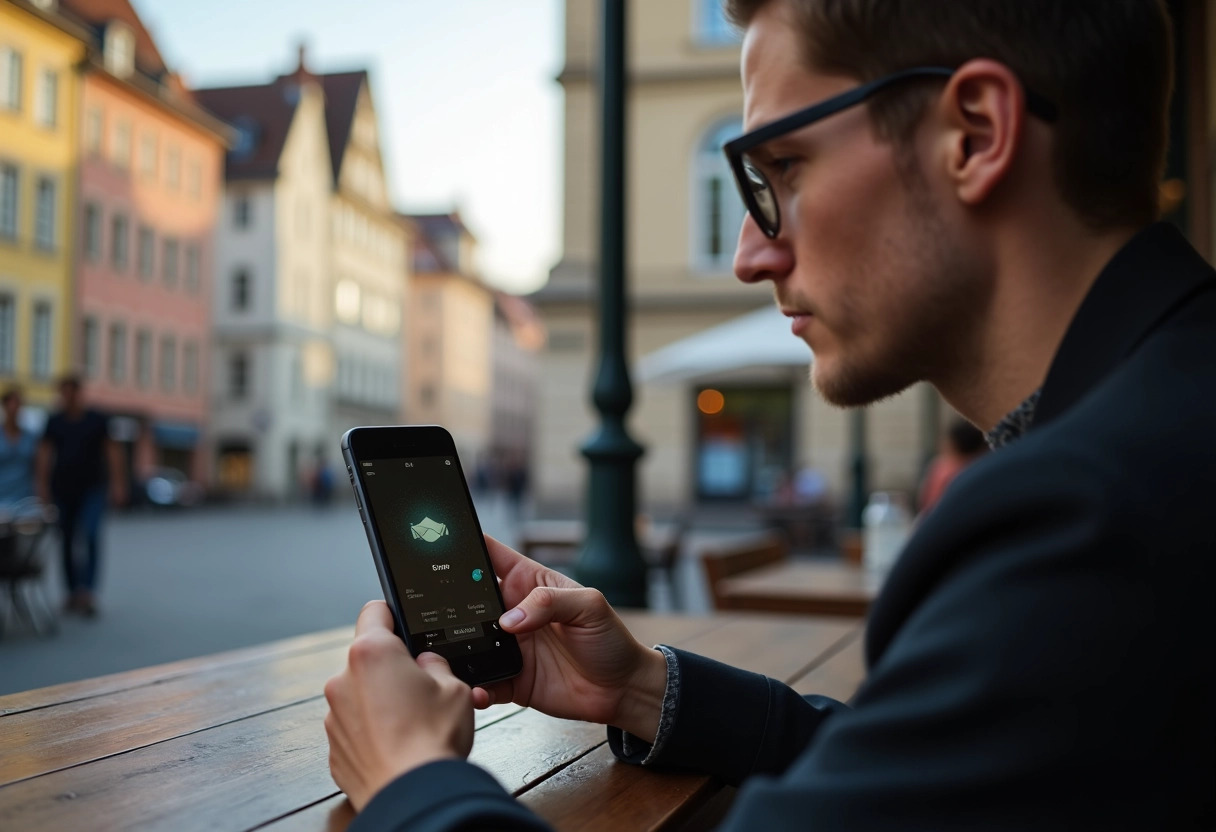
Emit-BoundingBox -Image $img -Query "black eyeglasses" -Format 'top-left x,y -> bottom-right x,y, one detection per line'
722,66 -> 1059,239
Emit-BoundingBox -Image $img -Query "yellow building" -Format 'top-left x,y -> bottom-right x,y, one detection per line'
0,0 -> 88,411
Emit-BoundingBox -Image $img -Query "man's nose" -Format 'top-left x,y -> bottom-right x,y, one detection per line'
733,214 -> 793,285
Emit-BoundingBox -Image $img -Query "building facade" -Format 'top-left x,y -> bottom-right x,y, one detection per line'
62,0 -> 228,485
406,213 -> 493,467
535,0 -> 1215,516
0,0 -> 88,416
322,71 -> 407,439
196,56 -> 335,498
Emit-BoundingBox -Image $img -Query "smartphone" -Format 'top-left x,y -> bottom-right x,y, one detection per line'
341,425 -> 522,687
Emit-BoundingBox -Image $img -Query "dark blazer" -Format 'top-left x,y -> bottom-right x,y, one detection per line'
351,223 -> 1216,831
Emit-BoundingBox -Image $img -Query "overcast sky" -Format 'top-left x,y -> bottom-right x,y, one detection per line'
136,0 -> 563,294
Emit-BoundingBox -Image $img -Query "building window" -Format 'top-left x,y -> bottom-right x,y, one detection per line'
135,329 -> 152,388
140,133 -> 157,180
186,159 -> 201,200
231,268 -> 250,311
233,196 -> 251,229
185,243 -> 201,293
183,340 -> 198,395
108,322 -> 126,383
83,202 -> 102,262
36,69 -> 57,128
0,48 -> 22,111
113,120 -> 131,169
335,279 -> 360,324
166,145 -> 180,191
110,212 -> 129,271
34,177 -> 56,250
31,302 -> 51,379
0,164 -> 17,240
0,295 -> 14,374
695,0 -> 741,45
159,334 -> 176,391
229,352 -> 249,400
138,225 -> 154,279
85,107 -> 104,155
163,237 -> 179,286
694,118 -> 746,271
104,24 -> 135,78
82,317 -> 100,379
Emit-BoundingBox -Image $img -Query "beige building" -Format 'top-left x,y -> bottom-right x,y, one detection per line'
405,212 -> 494,467
533,0 -> 944,515
322,69 -> 407,438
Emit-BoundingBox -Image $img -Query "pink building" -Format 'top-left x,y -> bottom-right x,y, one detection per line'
60,0 -> 229,484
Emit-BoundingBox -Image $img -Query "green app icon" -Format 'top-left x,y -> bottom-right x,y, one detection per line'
410,517 -> 450,543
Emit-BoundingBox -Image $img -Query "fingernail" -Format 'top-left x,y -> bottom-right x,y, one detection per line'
500,609 -> 524,628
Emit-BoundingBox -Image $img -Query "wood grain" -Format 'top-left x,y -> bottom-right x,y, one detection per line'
519,743 -> 716,832
0,628 -> 352,718
714,561 -> 880,618
791,628 -> 868,702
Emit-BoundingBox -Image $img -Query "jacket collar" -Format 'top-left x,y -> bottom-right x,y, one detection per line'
1033,222 -> 1215,432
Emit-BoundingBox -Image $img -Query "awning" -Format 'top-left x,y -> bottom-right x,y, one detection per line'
637,304 -> 813,384
153,421 -> 202,449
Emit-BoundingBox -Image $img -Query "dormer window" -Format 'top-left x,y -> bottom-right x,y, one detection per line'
104,23 -> 135,78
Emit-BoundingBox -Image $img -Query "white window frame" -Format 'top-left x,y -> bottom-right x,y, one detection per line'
138,225 -> 154,279
229,351 -> 249,400
84,201 -> 102,262
113,120 -> 132,169
0,163 -> 17,240
82,316 -> 100,380
183,340 -> 198,395
85,107 -> 104,155
159,334 -> 176,392
0,48 -> 22,111
34,176 -> 57,251
31,300 -> 52,380
163,236 -> 179,286
36,67 -> 57,128
108,321 -> 127,383
691,117 -> 746,274
0,293 -> 15,374
111,211 -> 129,271
135,329 -> 152,388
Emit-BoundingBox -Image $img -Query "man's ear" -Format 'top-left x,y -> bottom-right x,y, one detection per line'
937,59 -> 1027,206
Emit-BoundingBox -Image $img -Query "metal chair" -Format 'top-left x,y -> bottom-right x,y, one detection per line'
0,499 -> 58,638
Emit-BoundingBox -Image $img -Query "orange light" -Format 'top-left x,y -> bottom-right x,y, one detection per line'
697,389 -> 725,415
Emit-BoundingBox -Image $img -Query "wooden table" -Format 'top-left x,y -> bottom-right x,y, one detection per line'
0,611 -> 865,832
715,560 -> 883,617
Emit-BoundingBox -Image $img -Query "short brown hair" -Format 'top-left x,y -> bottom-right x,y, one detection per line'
724,0 -> 1173,230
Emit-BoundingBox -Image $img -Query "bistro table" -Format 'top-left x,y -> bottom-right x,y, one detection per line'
714,560 -> 883,617
0,611 -> 866,832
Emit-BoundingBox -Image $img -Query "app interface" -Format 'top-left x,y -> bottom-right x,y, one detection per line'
360,456 -> 504,652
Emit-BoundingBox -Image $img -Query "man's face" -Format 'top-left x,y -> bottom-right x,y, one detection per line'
734,2 -> 986,407
59,383 -> 81,411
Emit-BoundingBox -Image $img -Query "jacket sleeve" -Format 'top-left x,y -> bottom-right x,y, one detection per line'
608,647 -> 851,785
351,760 -> 552,832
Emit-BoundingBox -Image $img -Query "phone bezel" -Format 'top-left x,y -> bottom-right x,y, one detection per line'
341,425 -> 522,687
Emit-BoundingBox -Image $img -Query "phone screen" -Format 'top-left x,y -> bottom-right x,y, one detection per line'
358,454 -> 507,657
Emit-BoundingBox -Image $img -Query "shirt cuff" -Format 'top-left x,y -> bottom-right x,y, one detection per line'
616,645 -> 679,765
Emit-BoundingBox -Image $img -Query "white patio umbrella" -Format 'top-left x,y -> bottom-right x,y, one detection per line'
637,303 -> 813,384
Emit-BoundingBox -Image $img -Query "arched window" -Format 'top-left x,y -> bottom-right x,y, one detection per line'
693,117 -> 746,273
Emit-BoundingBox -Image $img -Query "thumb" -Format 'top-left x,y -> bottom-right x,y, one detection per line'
498,586 -> 609,634
416,651 -> 457,681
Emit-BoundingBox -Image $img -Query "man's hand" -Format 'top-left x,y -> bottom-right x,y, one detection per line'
324,601 -> 475,812
473,537 -> 668,743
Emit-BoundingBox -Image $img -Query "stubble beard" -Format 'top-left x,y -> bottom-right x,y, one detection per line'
810,162 -> 983,409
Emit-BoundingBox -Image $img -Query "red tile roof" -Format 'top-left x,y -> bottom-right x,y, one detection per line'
194,83 -> 299,180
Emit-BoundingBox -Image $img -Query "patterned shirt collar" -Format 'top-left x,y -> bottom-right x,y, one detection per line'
985,389 -> 1042,450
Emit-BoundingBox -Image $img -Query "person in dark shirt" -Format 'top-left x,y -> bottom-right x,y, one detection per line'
36,375 -> 126,617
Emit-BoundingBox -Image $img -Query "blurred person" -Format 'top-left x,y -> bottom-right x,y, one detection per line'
0,387 -> 37,509
917,417 -> 987,514
36,375 -> 127,617
323,1 -> 1215,830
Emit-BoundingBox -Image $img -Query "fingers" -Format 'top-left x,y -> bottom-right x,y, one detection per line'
499,585 -> 610,634
473,679 -> 513,709
483,535 -> 537,583
354,600 -> 394,638
416,651 -> 456,682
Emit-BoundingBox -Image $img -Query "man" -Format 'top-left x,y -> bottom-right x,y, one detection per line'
36,375 -> 126,616
324,1 -> 1215,829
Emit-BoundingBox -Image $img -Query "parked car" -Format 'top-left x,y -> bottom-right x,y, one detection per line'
143,468 -> 205,508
